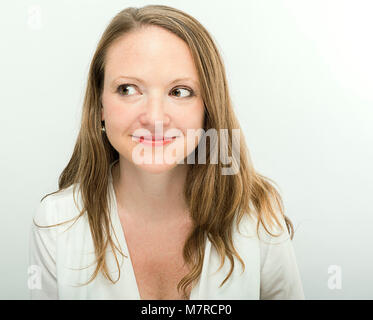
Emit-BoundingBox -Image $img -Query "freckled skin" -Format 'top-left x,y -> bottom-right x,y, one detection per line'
101,25 -> 205,173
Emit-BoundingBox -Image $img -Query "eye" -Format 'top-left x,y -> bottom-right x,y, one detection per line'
170,87 -> 194,98
117,84 -> 138,96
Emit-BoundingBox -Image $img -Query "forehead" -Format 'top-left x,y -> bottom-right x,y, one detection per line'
104,26 -> 199,83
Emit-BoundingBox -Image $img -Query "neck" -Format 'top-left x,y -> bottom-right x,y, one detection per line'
111,156 -> 190,223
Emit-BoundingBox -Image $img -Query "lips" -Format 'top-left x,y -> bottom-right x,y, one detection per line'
140,136 -> 176,141
133,135 -> 177,141
131,135 -> 179,146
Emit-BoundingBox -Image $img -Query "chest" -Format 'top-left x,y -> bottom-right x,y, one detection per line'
119,213 -> 194,300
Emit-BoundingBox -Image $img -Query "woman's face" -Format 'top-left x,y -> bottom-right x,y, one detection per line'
101,25 -> 205,173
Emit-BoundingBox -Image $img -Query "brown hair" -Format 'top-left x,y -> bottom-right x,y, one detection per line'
37,4 -> 294,299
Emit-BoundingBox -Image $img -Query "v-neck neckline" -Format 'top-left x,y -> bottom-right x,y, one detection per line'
107,159 -> 202,300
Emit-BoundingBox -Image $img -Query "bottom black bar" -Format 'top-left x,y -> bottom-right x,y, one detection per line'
1,300 -> 371,319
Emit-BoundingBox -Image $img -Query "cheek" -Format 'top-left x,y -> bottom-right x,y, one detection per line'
177,109 -> 205,157
102,95 -> 135,133
176,101 -> 205,130
193,100 -> 205,127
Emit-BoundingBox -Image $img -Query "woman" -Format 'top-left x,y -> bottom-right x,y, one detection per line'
29,4 -> 305,300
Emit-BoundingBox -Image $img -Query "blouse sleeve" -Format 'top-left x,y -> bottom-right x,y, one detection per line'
259,214 -> 305,300
29,197 -> 59,299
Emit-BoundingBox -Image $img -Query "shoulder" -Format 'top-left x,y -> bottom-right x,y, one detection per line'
242,210 -> 305,299
233,210 -> 293,271
33,184 -> 83,228
234,209 -> 290,244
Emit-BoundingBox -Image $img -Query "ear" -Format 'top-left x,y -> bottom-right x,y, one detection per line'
101,105 -> 104,122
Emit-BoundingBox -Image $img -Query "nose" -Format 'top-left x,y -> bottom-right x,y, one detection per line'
139,93 -> 170,128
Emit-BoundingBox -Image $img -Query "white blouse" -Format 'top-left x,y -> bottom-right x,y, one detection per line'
29,160 -> 305,300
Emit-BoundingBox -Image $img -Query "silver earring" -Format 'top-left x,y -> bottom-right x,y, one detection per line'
101,122 -> 106,133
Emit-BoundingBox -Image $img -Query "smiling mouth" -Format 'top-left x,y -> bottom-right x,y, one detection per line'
132,135 -> 178,140
131,135 -> 179,145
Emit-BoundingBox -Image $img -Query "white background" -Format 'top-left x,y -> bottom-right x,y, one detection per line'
0,0 -> 372,299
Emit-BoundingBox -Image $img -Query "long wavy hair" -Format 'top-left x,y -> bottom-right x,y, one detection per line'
37,4 -> 294,299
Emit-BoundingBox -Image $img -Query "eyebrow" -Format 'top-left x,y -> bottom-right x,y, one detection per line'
112,76 -> 199,87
